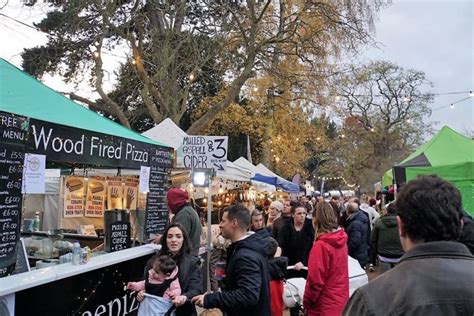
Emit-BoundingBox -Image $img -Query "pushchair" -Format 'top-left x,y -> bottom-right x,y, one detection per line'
283,265 -> 307,315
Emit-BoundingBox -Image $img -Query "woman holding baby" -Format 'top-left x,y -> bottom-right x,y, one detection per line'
132,223 -> 203,316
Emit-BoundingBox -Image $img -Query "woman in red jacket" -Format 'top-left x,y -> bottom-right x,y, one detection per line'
303,202 -> 349,316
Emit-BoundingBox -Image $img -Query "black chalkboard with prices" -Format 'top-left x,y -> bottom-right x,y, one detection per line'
0,111 -> 28,277
144,147 -> 172,240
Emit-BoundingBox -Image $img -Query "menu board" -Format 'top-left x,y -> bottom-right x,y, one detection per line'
109,221 -> 130,252
123,177 -> 138,210
107,176 -> 123,209
0,112 -> 28,277
64,176 -> 85,217
144,148 -> 173,239
11,239 -> 30,275
85,176 -> 106,217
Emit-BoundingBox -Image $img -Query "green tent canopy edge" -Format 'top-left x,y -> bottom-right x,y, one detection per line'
0,58 -> 168,147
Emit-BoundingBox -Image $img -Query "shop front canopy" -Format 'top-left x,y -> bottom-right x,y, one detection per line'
0,59 -> 167,147
0,59 -> 172,169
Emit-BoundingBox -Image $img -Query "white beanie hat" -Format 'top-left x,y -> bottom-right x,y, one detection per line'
269,200 -> 284,212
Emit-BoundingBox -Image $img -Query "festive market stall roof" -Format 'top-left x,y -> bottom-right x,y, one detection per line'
0,58 -> 168,147
142,118 -> 187,150
254,163 -> 300,193
390,126 -> 474,215
143,123 -> 253,183
233,157 -> 276,192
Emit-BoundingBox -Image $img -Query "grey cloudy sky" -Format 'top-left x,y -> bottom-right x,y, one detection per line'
360,0 -> 473,135
1,0 -> 472,135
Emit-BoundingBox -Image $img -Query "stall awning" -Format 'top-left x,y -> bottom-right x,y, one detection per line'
0,59 -> 167,147
251,173 -> 299,193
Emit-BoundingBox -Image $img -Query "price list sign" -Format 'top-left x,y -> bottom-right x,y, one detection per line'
109,221 -> 131,252
144,148 -> 173,239
0,112 -> 28,277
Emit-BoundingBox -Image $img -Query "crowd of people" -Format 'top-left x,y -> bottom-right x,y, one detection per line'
129,175 -> 474,316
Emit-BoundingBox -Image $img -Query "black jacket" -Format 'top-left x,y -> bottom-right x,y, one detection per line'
344,241 -> 474,316
344,211 -> 369,267
369,214 -> 404,263
145,252 -> 203,316
277,218 -> 314,266
271,215 -> 292,242
204,232 -> 272,316
461,211 -> 474,254
268,256 -> 288,281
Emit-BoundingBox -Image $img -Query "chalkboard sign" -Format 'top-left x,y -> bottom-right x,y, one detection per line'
144,148 -> 172,239
0,111 -> 28,277
11,239 -> 30,275
109,221 -> 131,252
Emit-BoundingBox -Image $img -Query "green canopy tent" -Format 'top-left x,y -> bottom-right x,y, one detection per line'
0,58 -> 168,149
391,126 -> 474,215
382,168 -> 393,188
0,59 -> 174,277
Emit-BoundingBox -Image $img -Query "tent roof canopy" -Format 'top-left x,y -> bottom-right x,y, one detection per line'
142,118 -> 187,149
397,126 -> 473,168
0,58 -> 167,147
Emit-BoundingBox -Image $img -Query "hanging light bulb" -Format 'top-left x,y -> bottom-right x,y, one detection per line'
218,188 -> 224,194
450,103 -> 454,109
189,73 -> 195,81
253,87 -> 259,92
203,198 -> 207,204
469,91 -> 474,97
93,51 -> 100,58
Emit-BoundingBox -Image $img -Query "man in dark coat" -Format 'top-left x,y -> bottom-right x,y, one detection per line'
460,210 -> 474,254
192,204 -> 271,316
344,175 -> 474,315
344,202 -> 369,268
167,188 -> 202,256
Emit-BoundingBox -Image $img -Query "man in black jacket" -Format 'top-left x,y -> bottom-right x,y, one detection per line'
192,204 -> 271,316
344,202 -> 370,269
344,175 -> 474,315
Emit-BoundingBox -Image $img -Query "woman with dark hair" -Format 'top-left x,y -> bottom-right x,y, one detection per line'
304,202 -> 349,316
277,202 -> 314,280
141,223 -> 203,316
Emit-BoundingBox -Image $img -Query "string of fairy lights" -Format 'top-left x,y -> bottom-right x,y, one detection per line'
70,268 -> 129,315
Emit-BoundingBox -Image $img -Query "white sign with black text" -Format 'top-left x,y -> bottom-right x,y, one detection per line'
182,136 -> 228,171
22,153 -> 46,194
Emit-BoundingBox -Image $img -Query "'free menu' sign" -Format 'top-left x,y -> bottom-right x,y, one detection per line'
0,112 -> 28,277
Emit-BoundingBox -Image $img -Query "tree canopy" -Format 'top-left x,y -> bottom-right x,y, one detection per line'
22,0 -> 388,133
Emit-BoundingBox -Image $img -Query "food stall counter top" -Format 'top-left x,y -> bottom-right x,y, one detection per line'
0,244 -> 160,296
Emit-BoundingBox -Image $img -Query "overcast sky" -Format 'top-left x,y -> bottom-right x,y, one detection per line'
359,0 -> 473,135
1,0 -> 472,135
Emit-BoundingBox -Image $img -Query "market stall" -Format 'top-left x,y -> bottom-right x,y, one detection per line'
387,126 -> 474,215
0,59 -> 173,315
